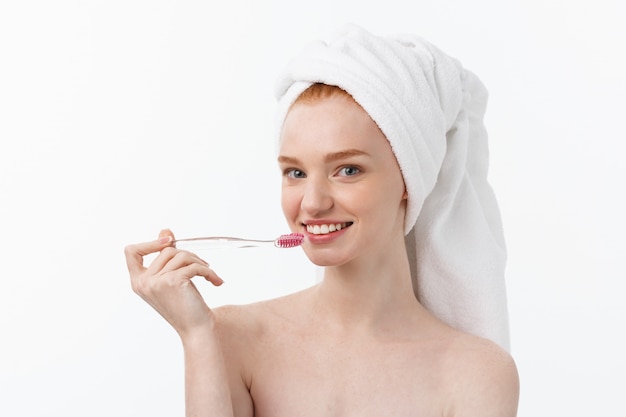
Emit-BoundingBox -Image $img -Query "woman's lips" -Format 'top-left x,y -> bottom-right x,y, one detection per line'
305,222 -> 352,235
302,222 -> 353,244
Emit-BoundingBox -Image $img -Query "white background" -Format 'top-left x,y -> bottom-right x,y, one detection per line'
1,1 -> 624,415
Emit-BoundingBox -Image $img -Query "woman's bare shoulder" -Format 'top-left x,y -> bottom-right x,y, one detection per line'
212,289 -> 313,382
442,332 -> 519,417
213,288 -> 312,337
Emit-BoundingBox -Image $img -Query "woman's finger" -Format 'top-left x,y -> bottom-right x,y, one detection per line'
146,246 -> 208,277
139,263 -> 223,298
158,228 -> 175,242
175,263 -> 224,286
124,235 -> 174,277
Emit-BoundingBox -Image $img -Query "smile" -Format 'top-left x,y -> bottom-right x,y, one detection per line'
305,222 -> 353,235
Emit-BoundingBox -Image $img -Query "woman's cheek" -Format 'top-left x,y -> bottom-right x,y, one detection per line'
281,187 -> 301,224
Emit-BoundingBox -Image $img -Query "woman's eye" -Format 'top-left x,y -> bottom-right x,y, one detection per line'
337,166 -> 361,177
285,169 -> 306,179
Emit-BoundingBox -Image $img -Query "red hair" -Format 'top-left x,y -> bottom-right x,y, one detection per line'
295,83 -> 354,104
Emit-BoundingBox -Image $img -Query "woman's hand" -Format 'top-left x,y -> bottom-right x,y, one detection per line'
124,229 -> 224,339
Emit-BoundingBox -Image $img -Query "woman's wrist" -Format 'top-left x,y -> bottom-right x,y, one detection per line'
179,319 -> 218,349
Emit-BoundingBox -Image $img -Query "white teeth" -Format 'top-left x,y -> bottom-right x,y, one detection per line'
306,223 -> 349,235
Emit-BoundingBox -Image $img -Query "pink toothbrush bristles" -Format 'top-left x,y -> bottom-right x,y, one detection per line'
275,233 -> 304,248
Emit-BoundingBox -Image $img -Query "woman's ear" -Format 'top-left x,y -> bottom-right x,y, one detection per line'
402,188 -> 408,200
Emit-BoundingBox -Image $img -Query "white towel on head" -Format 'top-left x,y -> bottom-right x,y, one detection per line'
274,24 -> 510,351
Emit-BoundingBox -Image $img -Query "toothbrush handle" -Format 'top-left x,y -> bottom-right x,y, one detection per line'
173,236 -> 274,250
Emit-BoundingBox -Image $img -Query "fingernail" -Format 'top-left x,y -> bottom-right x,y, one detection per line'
159,236 -> 172,244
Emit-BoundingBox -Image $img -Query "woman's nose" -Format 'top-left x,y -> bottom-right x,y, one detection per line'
300,176 -> 333,215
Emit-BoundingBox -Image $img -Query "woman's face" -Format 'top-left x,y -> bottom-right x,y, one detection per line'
278,94 -> 407,267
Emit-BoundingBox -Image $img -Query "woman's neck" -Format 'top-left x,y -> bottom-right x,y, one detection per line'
311,237 -> 424,336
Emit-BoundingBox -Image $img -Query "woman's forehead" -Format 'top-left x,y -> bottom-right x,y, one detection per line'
280,96 -> 387,151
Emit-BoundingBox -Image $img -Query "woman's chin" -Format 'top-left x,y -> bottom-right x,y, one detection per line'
303,250 -> 351,268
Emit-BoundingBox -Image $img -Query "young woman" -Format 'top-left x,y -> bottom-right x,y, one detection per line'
125,25 -> 519,417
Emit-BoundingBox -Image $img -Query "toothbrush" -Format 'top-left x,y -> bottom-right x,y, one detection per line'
173,232 -> 304,250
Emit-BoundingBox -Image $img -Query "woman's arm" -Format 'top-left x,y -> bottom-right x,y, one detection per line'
182,327 -> 236,417
125,229 -> 250,417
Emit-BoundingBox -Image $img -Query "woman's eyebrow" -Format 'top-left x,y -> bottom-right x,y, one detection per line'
278,149 -> 370,165
277,155 -> 300,164
324,149 -> 370,162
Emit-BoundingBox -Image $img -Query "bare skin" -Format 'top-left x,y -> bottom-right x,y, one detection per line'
125,93 -> 519,417
216,290 -> 518,417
